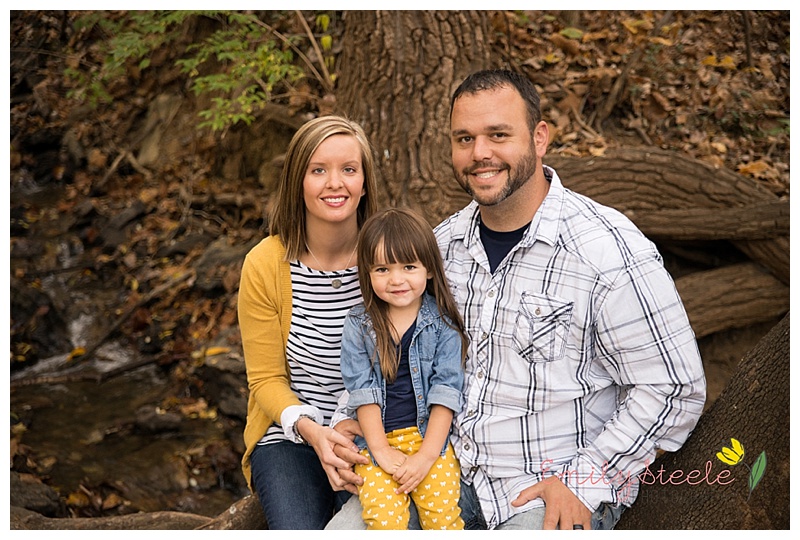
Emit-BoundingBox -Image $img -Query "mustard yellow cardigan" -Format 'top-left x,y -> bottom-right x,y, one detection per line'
238,235 -> 298,490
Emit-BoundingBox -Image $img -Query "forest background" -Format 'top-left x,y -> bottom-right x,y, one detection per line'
7,9 -> 791,529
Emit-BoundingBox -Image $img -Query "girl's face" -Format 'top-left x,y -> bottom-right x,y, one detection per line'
369,243 -> 432,314
303,135 -> 366,229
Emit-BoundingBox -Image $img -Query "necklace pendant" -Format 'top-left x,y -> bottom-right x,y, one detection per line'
331,278 -> 342,289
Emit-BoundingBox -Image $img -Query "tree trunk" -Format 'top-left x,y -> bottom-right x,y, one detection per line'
617,313 -> 790,529
335,10 -> 491,225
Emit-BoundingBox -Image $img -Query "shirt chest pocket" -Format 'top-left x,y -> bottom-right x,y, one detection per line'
415,333 -> 437,363
512,293 -> 573,363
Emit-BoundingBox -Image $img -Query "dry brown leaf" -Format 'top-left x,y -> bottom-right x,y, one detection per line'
737,160 -> 775,179
102,493 -> 126,510
549,33 -> 581,56
718,55 -> 738,70
710,142 -> 728,154
66,490 -> 92,508
588,145 -> 607,157
649,36 -> 673,46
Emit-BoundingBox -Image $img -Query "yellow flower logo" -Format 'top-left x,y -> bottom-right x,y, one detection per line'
715,437 -> 767,501
716,438 -> 745,466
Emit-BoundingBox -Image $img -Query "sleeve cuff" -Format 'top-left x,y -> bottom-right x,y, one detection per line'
281,405 -> 323,443
329,390 -> 351,428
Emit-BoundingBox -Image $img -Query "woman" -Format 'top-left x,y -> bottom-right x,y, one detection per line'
238,115 -> 378,529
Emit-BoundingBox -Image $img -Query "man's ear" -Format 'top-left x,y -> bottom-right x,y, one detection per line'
534,120 -> 550,158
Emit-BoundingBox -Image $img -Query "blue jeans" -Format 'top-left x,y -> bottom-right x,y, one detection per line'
326,480 -> 625,530
250,441 -> 352,529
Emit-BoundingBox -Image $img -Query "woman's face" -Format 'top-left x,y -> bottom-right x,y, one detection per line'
303,134 -> 366,229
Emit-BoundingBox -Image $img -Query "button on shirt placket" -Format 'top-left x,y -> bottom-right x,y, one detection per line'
460,283 -> 500,483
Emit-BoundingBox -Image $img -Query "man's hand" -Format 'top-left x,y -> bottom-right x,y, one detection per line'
511,476 -> 592,530
299,417 -> 367,495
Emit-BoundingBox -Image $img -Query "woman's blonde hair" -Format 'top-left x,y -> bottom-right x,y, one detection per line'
269,115 -> 379,261
356,207 -> 468,382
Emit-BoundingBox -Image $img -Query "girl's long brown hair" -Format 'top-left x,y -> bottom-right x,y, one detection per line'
356,207 -> 468,382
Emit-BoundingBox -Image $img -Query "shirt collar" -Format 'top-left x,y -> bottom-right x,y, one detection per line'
455,164 -> 564,250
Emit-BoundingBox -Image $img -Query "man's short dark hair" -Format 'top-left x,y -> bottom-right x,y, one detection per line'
450,69 -> 542,133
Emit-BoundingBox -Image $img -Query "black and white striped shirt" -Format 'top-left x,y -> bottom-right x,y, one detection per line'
260,260 -> 361,444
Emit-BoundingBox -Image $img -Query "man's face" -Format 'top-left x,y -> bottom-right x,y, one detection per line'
450,85 -> 538,207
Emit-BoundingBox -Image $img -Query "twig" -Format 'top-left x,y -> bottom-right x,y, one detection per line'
96,149 -> 152,191
571,108 -> 602,141
10,355 -> 160,388
249,15 -> 332,94
121,150 -> 153,179
97,151 -> 126,190
741,11 -> 753,69
294,10 -> 333,92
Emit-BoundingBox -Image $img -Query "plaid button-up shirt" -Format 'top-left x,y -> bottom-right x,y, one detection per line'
435,166 -> 706,529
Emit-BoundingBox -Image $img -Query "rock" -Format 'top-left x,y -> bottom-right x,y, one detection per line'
10,277 -> 71,369
10,472 -> 66,518
192,238 -> 257,293
134,405 -> 183,433
198,350 -> 248,422
155,233 -> 216,258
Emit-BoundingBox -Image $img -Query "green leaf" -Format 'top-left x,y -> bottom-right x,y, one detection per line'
316,14 -> 330,32
320,35 -> 333,52
560,27 -> 584,40
748,451 -> 767,493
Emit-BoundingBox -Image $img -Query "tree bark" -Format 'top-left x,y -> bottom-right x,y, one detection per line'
545,148 -> 789,284
675,262 -> 789,339
10,505 -> 211,530
335,10 -> 491,225
630,200 -> 789,241
617,313 -> 790,529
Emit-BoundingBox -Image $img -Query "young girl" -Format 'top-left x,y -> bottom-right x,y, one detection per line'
340,207 -> 468,530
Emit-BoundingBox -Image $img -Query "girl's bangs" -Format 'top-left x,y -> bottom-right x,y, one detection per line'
375,232 -> 419,265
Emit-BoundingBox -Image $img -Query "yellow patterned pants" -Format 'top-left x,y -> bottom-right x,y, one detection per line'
354,426 -> 464,530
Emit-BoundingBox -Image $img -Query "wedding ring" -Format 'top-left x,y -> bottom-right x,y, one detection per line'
573,524 -> 584,530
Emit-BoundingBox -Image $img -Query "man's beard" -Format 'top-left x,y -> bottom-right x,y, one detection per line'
454,146 -> 538,207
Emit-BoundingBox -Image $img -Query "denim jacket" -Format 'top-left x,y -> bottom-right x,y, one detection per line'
340,292 -> 464,458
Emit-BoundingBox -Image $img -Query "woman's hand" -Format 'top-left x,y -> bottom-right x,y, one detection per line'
298,417 -> 367,494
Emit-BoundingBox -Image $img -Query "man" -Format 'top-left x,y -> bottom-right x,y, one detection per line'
327,69 -> 706,530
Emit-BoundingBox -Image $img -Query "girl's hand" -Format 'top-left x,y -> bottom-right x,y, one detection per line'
393,451 -> 437,494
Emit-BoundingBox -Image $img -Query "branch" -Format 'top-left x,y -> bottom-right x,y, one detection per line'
249,14 -> 332,94
294,10 -> 333,92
